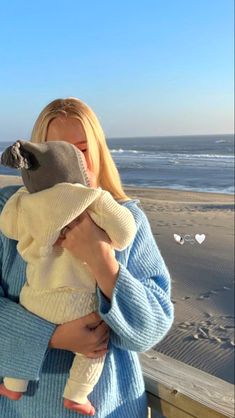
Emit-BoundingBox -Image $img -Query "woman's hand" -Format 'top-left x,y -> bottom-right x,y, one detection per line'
55,212 -> 120,299
49,312 -> 110,359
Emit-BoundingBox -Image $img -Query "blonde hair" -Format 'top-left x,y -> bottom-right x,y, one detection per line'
30,97 -> 131,202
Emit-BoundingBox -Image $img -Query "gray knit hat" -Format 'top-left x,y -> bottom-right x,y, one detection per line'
0,140 -> 90,193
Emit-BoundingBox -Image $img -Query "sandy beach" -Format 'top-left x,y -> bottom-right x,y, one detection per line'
125,186 -> 234,385
0,175 -> 234,384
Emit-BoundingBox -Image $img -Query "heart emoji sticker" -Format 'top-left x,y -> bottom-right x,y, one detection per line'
195,234 -> 206,244
174,234 -> 184,245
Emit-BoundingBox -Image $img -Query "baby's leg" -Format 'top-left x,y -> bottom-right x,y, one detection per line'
0,377 -> 28,400
63,353 -> 106,415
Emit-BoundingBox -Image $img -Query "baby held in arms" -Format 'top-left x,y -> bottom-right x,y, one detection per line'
0,140 -> 136,416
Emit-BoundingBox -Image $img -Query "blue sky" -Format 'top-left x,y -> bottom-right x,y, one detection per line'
0,0 -> 234,139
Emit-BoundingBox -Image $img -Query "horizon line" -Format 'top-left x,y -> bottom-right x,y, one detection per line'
0,132 -> 234,143
107,132 -> 234,140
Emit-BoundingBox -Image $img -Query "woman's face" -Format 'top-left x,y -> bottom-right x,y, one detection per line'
46,116 -> 97,187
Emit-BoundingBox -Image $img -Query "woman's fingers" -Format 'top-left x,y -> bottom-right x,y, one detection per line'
49,311 -> 110,355
93,321 -> 110,342
80,312 -> 102,328
86,344 -> 109,358
79,312 -> 110,350
86,348 -> 109,359
84,320 -> 110,359
81,313 -> 110,340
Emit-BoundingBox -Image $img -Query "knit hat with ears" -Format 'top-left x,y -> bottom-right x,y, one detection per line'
0,140 -> 90,193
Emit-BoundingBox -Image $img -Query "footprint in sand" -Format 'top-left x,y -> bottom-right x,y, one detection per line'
178,321 -> 194,329
217,325 -> 226,331
197,290 -> 217,300
178,311 -> 234,348
197,286 -> 231,300
205,319 -> 213,325
197,327 -> 209,339
191,326 -> 210,340
204,312 -> 213,318
210,336 -> 222,343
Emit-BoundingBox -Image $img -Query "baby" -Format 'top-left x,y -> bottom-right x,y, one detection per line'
0,140 -> 136,416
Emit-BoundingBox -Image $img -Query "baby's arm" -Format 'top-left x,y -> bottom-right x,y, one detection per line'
88,191 -> 136,250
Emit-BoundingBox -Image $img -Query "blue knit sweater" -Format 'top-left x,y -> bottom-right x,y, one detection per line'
0,185 -> 174,418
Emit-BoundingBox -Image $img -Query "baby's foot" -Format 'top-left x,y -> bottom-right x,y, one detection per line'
0,383 -> 23,400
64,398 -> 95,415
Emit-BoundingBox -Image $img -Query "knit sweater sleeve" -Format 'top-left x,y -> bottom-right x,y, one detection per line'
97,202 -> 174,352
89,190 -> 136,250
0,186 -> 56,381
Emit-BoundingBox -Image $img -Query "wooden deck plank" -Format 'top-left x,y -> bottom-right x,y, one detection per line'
140,351 -> 234,418
147,392 -> 195,418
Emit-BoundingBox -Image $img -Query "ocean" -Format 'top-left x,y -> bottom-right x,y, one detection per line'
0,134 -> 234,195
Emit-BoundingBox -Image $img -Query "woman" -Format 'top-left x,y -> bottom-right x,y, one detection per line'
0,97 -> 174,417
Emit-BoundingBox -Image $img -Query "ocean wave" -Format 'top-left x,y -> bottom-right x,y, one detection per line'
110,149 -> 139,154
123,183 -> 234,195
112,151 -> 233,160
173,153 -> 233,159
166,184 -> 234,194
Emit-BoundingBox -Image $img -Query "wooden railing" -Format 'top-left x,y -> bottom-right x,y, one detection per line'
139,351 -> 234,418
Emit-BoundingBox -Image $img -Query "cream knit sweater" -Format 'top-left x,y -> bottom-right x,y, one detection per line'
0,183 -> 136,323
